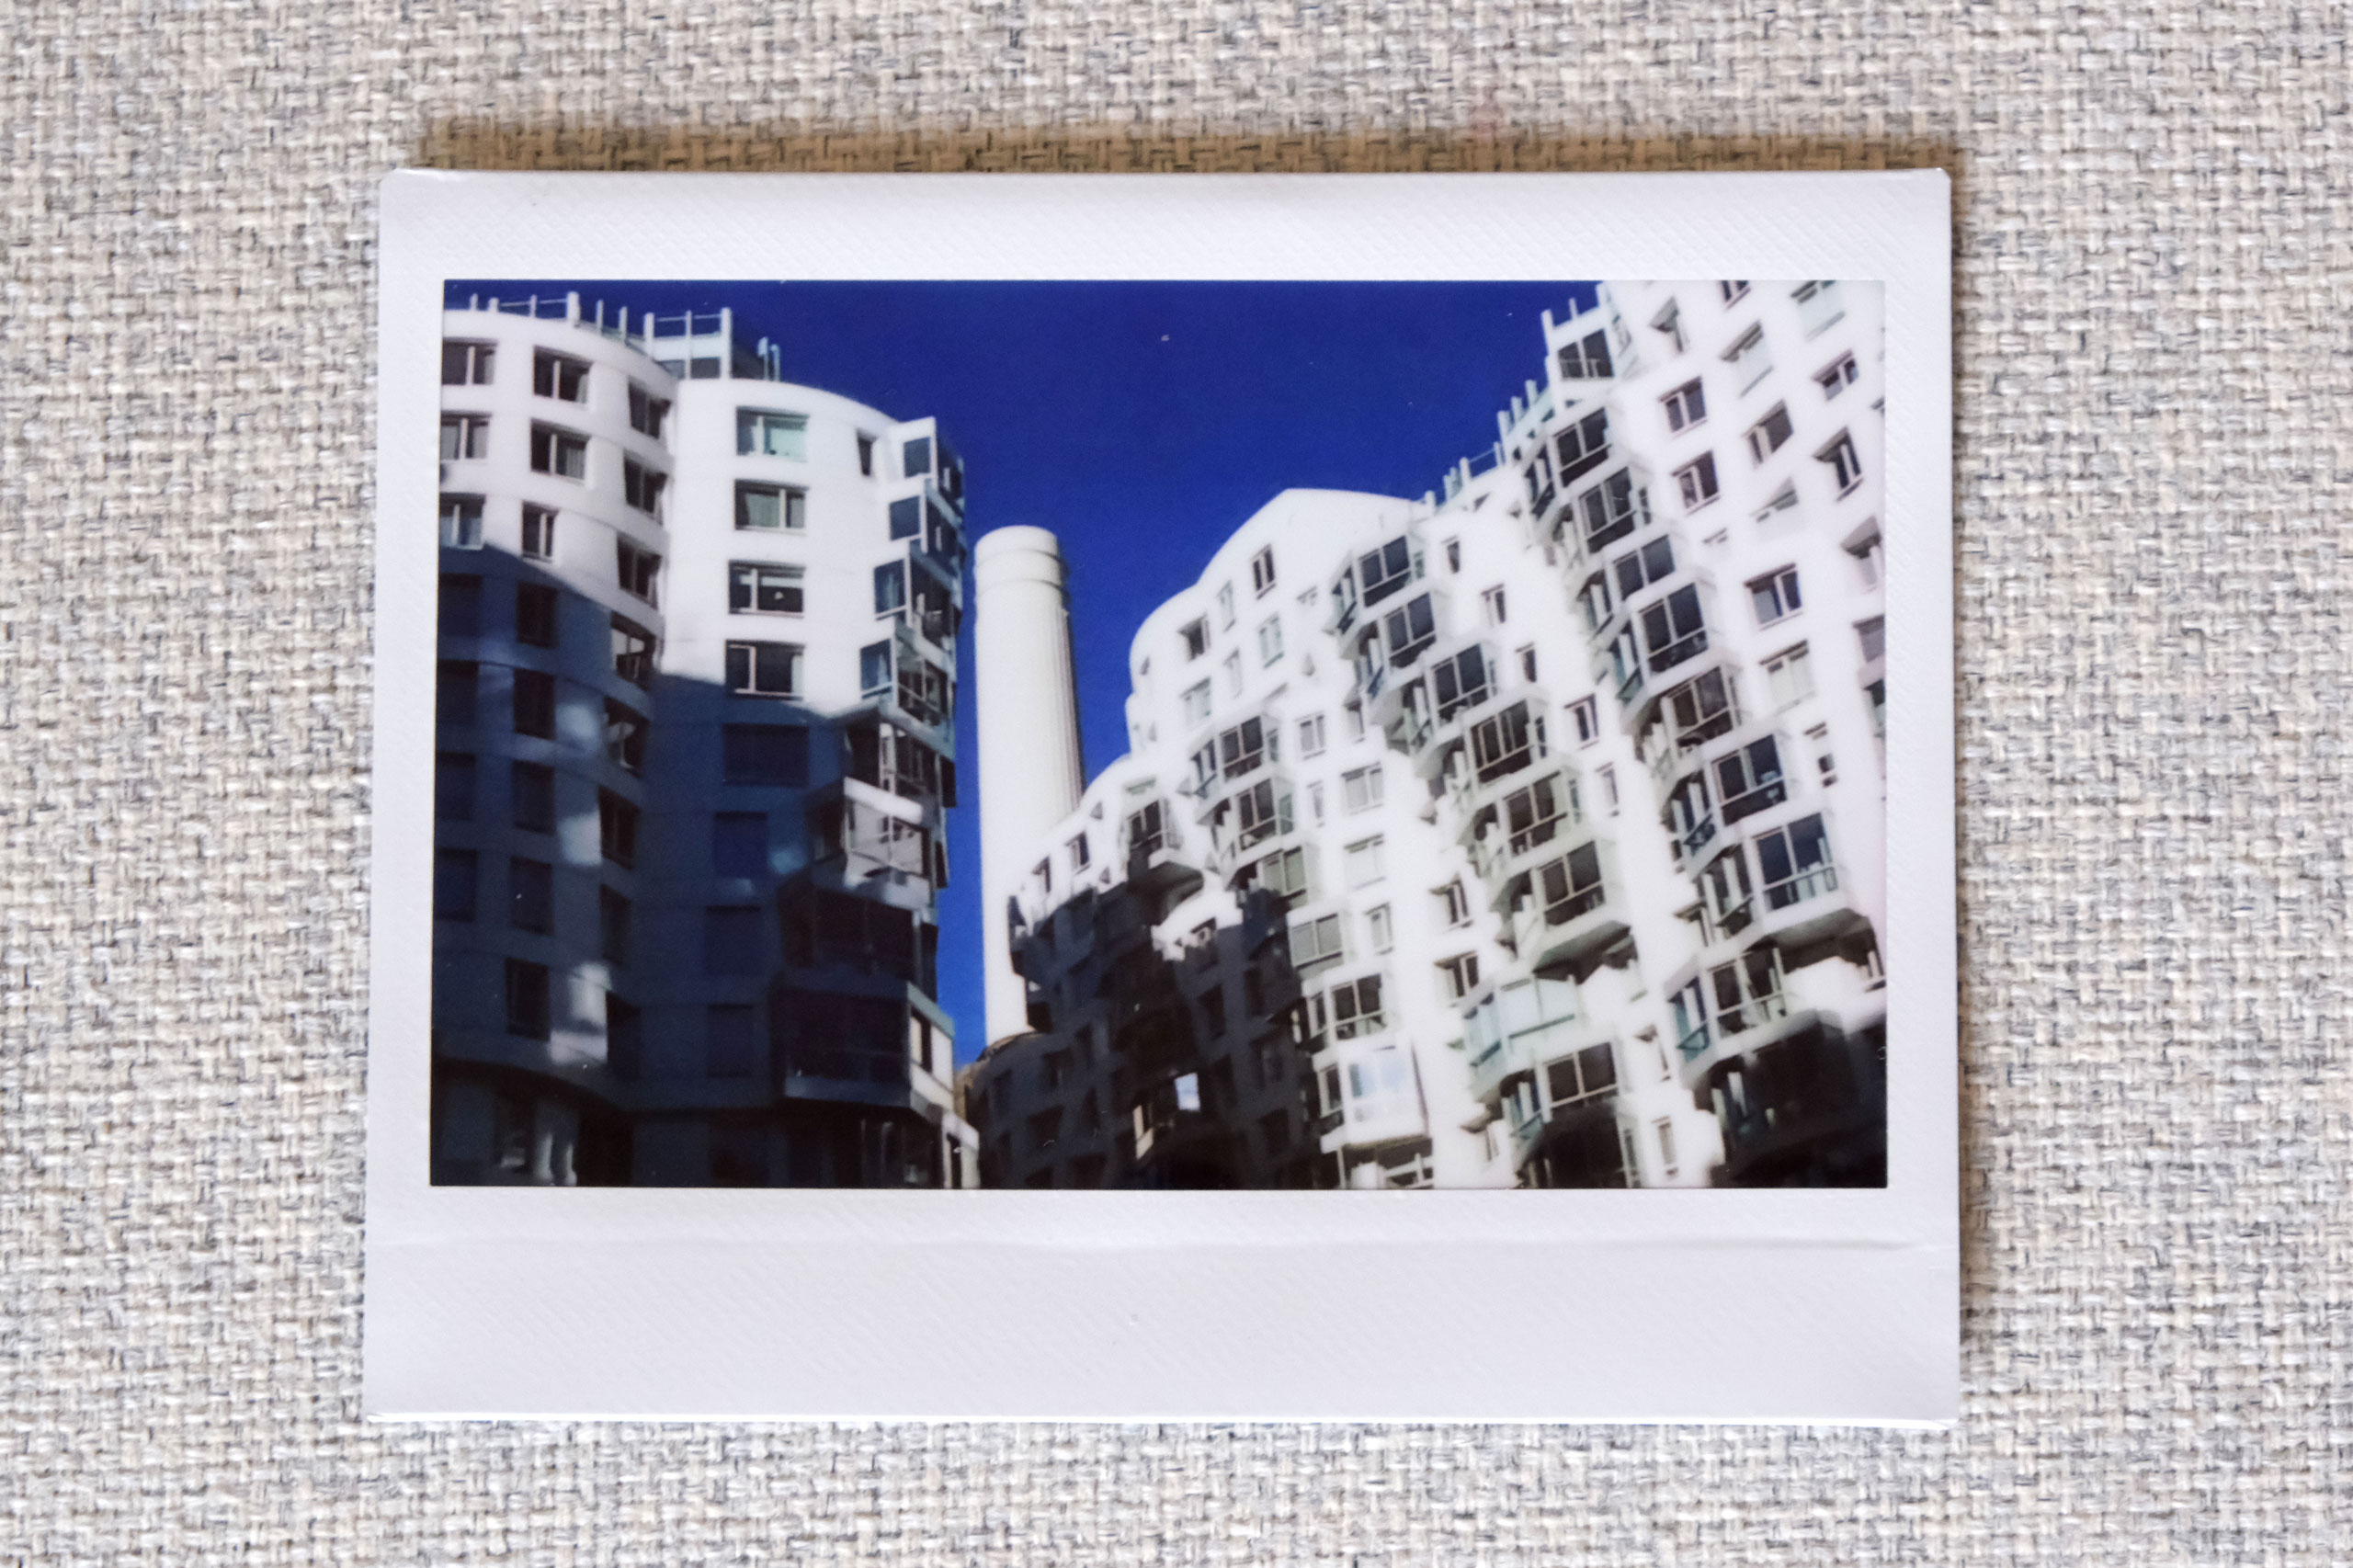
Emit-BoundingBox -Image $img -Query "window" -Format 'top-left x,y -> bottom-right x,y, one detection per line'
1715,736 -> 1787,824
533,350 -> 588,402
1482,585 -> 1508,625
1848,528 -> 1884,589
871,561 -> 906,616
1869,678 -> 1886,738
1180,619 -> 1209,660
1641,585 -> 1708,671
529,424 -> 587,480
1655,1119 -> 1678,1178
1577,469 -> 1647,551
734,481 -> 804,532
435,753 -> 475,820
1673,452 -> 1720,509
1651,301 -> 1685,353
507,857 -> 553,934
1381,593 -> 1437,665
1545,1043 -> 1617,1108
1809,722 -> 1837,786
1819,430 -> 1865,493
441,340 -> 494,385
1755,484 -> 1800,523
1216,717 -> 1266,778
438,494 -> 483,550
604,700 -> 646,773
1290,913 -> 1344,969
1223,650 -> 1244,695
1724,325 -> 1772,392
737,408 -> 808,460
1857,617 -> 1886,662
1358,537 -> 1416,607
1597,765 -> 1619,813
1613,536 -> 1677,600
1251,546 -> 1277,595
1200,987 -> 1227,1040
514,583 -> 559,648
1307,782 -> 1325,822
1067,834 -> 1091,873
1438,953 -> 1480,1002
1555,326 -> 1613,380
1750,567 -> 1802,625
1662,379 -> 1707,433
1745,403 -> 1793,463
610,616 -> 654,687
1216,583 -> 1236,628
856,434 -> 876,475
615,540 -> 659,604
1181,681 -> 1212,726
509,761 -> 553,833
1241,845 -> 1309,910
622,460 -> 666,517
1367,905 -> 1394,953
730,562 -> 804,616
1567,697 -> 1599,747
504,959 -> 550,1040
704,906 -> 764,975
1765,644 -> 1816,708
628,383 -> 669,439
1341,764 -> 1384,813
1502,774 -> 1571,852
438,414 -> 489,461
1438,881 -> 1472,927
598,790 -> 638,866
707,1006 -> 757,1077
858,642 -> 892,695
1534,843 -> 1605,924
1719,280 -> 1750,304
1756,814 -> 1835,908
1257,617 -> 1284,666
1345,702 -> 1366,742
1231,778 -> 1290,849
1469,702 -> 1538,783
437,661 -> 477,727
1444,539 -> 1462,573
434,849 -> 477,921
1328,975 -> 1386,1039
520,504 -> 555,560
903,436 -> 932,478
1816,351 -> 1859,398
711,812 -> 767,878
1344,836 -> 1386,888
1554,408 -> 1609,483
723,723 -> 809,787
888,496 -> 920,540
510,669 -> 556,738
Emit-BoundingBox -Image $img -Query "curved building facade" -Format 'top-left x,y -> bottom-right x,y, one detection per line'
429,292 -> 978,1187
969,279 -> 1885,1188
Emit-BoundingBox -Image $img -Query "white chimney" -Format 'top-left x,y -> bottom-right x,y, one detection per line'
972,527 -> 1086,1050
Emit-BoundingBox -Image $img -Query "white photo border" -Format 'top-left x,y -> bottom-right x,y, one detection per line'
368,171 -> 1957,1424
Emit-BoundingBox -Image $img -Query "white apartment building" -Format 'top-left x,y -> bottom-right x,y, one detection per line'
428,291 -> 979,1188
968,280 -> 1886,1188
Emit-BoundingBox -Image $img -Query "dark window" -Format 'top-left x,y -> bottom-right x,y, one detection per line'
515,584 -> 559,648
1641,585 -> 1709,671
529,424 -> 587,480
711,812 -> 767,878
508,857 -> 553,934
511,669 -> 557,738
504,958 -> 550,1039
437,661 -> 478,727
888,495 -> 921,540
604,700 -> 646,773
438,574 -> 481,637
703,907 -> 764,975
532,349 -> 588,402
433,848 -> 477,920
735,481 -> 804,532
872,562 -> 907,614
725,642 -> 801,698
599,886 -> 631,966
509,761 -> 554,834
722,724 -> 808,787
610,616 -> 654,686
627,384 -> 669,438
903,435 -> 932,478
1358,537 -> 1415,607
1556,327 -> 1613,381
707,1006 -> 759,1078
440,340 -> 494,386
598,790 -> 639,867
616,540 -> 660,604
607,996 -> 643,1080
434,753 -> 475,821
622,460 -> 666,517
730,562 -> 804,615
857,434 -> 876,475
520,505 -> 556,560
859,642 -> 892,694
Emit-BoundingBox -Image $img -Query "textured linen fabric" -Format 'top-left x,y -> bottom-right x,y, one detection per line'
3,0 -> 2349,1561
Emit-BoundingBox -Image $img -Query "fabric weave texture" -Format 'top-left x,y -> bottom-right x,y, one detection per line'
3,1 -> 2349,1562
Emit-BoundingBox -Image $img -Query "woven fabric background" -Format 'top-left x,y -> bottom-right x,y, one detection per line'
3,0 -> 2349,1561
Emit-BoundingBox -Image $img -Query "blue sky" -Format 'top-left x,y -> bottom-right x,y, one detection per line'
449,278 -> 1597,1062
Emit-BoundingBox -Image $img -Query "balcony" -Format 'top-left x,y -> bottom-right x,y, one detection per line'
807,781 -> 937,904
1502,842 -> 1630,979
1461,973 -> 1584,1109
1706,1016 -> 1886,1187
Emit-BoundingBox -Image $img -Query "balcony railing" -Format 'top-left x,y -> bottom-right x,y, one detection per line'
1717,990 -> 1790,1038
1540,882 -> 1608,926
1719,778 -> 1788,825
1763,863 -> 1840,912
1648,630 -> 1708,674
